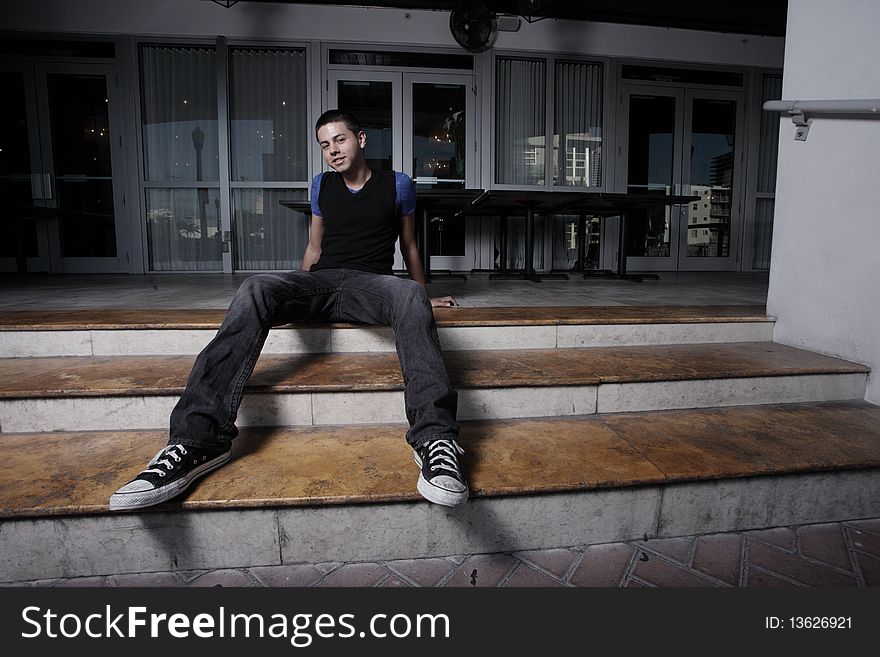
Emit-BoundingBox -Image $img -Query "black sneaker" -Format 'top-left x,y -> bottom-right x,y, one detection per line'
413,438 -> 469,506
109,444 -> 231,511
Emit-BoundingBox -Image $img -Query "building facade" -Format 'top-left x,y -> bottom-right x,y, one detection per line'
0,0 -> 785,276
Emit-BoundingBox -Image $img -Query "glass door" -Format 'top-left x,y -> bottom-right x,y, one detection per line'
619,86 -> 685,272
327,70 -> 476,272
34,63 -> 128,273
0,63 -> 50,273
620,85 -> 745,272
327,71 -> 402,172
404,73 -> 475,271
678,91 -> 745,271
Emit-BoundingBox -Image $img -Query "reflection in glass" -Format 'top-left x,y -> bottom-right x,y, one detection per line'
0,73 -> 39,262
57,180 -> 116,257
495,58 -> 545,185
47,73 -> 117,258
337,80 -> 393,171
752,74 -> 782,270
146,188 -> 222,271
752,198 -> 775,270
411,82 -> 467,257
230,48 -> 309,182
412,83 -> 466,189
0,72 -> 32,175
626,95 -> 675,258
140,46 -> 219,182
233,189 -> 308,270
554,61 -> 603,187
687,99 -> 735,258
757,76 -> 782,194
47,74 -> 112,177
0,181 -> 39,258
550,215 -> 602,271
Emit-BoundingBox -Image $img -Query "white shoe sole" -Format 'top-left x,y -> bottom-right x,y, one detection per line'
109,451 -> 231,511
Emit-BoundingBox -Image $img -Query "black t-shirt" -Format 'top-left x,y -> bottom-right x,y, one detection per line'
310,170 -> 399,276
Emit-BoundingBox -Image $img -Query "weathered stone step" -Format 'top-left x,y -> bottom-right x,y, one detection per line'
2,401 -> 879,581
0,305 -> 773,356
0,343 -> 867,433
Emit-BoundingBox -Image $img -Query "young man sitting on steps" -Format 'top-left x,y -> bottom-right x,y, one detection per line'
110,109 -> 467,511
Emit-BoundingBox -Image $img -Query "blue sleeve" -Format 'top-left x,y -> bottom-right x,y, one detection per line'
310,173 -> 324,216
395,172 -> 417,217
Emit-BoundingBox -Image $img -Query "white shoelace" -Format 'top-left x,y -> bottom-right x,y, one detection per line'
141,444 -> 188,478
426,439 -> 465,477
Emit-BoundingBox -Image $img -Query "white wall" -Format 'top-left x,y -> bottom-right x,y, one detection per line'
767,0 -> 880,403
0,0 -> 783,66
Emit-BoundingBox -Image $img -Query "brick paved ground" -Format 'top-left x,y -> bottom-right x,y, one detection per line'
4,517 -> 879,587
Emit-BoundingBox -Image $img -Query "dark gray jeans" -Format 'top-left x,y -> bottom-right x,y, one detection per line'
169,268 -> 458,451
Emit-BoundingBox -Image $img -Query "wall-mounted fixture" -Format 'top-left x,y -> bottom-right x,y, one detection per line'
764,99 -> 880,141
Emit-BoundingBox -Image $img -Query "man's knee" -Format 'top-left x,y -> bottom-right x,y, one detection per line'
394,278 -> 428,306
233,273 -> 292,308
236,274 -> 271,299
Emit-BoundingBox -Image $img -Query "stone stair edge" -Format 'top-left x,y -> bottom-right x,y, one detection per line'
2,400 -> 879,521
0,305 -> 773,331
0,342 -> 869,400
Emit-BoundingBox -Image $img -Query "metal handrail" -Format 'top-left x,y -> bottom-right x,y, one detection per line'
763,99 -> 880,115
763,99 -> 880,140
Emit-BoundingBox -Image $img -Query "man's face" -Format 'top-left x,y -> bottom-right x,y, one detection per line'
317,121 -> 366,174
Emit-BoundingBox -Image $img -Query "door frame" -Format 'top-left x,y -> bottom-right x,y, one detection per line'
0,62 -> 51,273
617,83 -> 746,272
403,72 -> 477,271
34,61 -> 130,273
326,69 -> 478,272
327,70 -> 404,171
616,84 -> 686,272
676,89 -> 747,272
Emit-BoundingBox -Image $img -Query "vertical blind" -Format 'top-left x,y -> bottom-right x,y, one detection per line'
140,46 -> 219,182
232,189 -> 308,270
757,75 -> 783,194
229,47 -> 310,270
229,48 -> 309,183
554,61 -> 603,187
752,74 -> 782,270
495,57 -> 546,185
141,45 -> 222,271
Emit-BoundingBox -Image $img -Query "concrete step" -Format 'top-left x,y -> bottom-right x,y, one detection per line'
0,343 -> 867,432
0,305 -> 773,356
2,400 -> 879,582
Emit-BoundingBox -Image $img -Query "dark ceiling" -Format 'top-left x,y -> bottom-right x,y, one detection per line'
254,1 -> 788,37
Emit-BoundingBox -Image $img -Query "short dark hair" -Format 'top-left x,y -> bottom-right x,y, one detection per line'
315,109 -> 363,140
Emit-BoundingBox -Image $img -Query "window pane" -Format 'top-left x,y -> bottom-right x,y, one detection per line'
230,48 -> 309,182
337,80 -> 393,171
758,75 -> 782,194
140,45 -> 218,182
57,180 -> 116,257
412,82 -> 466,189
46,73 -> 118,259
549,214 -> 601,271
687,99 -> 736,258
233,188 -> 308,270
47,74 -> 112,177
0,181 -> 39,258
622,65 -> 743,87
626,94 -> 676,258
0,72 -> 32,175
0,73 -> 39,261
554,61 -> 603,187
146,188 -> 222,271
495,58 -> 545,185
752,197 -> 774,270
329,49 -> 472,70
